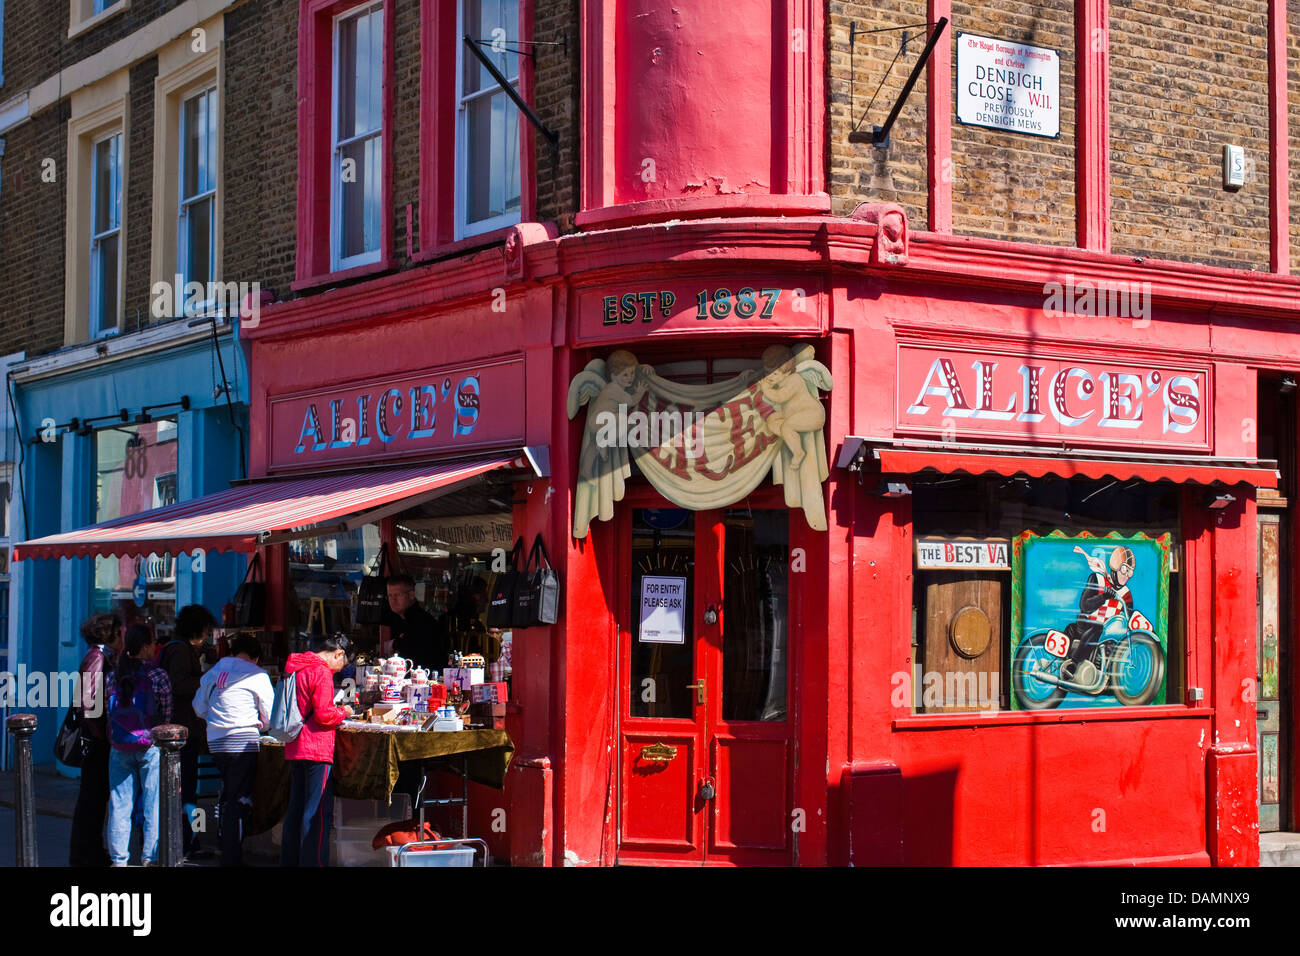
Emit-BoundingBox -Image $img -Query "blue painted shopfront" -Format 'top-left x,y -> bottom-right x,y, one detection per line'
8,330 -> 248,765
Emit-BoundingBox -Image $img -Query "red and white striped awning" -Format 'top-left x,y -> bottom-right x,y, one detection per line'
12,452 -> 539,562
837,437 -> 1279,488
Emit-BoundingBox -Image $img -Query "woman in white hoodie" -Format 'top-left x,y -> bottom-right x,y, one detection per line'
193,633 -> 274,866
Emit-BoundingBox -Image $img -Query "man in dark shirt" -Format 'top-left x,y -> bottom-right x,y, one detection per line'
384,574 -> 449,671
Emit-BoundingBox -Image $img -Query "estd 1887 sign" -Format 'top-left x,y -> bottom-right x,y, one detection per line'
956,32 -> 1060,138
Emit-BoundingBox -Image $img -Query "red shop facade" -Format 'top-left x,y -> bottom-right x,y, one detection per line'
225,200 -> 1290,866
236,0 -> 1298,865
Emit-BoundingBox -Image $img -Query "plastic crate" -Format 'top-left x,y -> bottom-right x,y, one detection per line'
395,838 -> 487,868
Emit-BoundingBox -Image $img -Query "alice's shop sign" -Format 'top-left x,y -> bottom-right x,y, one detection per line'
896,344 -> 1209,450
269,357 -> 525,470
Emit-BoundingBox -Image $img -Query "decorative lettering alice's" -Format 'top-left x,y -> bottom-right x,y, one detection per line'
295,376 -> 481,454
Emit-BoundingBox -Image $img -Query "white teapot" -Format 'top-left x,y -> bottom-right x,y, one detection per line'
381,655 -> 413,679
411,666 -> 429,685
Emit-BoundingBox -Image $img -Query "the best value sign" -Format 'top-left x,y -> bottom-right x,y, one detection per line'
956,32 -> 1060,138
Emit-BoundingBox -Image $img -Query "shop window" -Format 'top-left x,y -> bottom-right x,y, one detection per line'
289,525 -> 383,642
283,478 -> 513,677
92,420 -> 180,636
296,0 -> 393,286
65,78 -> 128,345
908,475 -> 1184,715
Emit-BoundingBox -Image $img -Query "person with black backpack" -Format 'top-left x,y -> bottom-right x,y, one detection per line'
106,625 -> 173,867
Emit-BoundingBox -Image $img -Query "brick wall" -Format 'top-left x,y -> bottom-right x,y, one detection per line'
949,0 -> 1075,244
392,0 -> 421,262
1110,0 -> 1271,270
222,0 -> 298,302
123,56 -> 158,334
0,104 -> 70,357
827,0 -> 930,226
0,1 -> 187,100
1290,0 -> 1299,275
533,0 -> 581,227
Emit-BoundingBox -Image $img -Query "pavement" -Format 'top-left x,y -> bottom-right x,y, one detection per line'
0,764 -> 278,867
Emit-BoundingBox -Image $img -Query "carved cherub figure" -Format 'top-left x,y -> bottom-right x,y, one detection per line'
758,345 -> 827,470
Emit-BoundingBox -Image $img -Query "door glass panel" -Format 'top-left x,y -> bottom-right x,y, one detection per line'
629,508 -> 694,718
1258,514 -> 1282,832
722,509 -> 788,722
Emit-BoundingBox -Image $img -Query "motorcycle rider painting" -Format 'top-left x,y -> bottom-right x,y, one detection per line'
1062,545 -> 1137,668
1012,531 -> 1171,710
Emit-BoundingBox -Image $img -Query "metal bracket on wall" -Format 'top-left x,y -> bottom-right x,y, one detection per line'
847,17 -> 949,149
463,36 -> 561,157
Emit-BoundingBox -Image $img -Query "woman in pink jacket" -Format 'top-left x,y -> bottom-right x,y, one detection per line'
280,634 -> 354,867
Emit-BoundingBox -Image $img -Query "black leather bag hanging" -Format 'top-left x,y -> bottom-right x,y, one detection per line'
356,544 -> 392,625
54,704 -> 86,767
486,537 -> 525,629
233,553 -> 267,627
514,534 -> 560,627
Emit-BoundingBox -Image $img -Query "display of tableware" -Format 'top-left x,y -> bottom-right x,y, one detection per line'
381,655 -> 413,679
381,676 -> 405,702
405,682 -> 429,708
432,705 -> 462,732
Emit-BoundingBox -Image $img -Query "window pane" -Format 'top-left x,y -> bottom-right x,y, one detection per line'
722,510 -> 788,722
182,94 -> 200,199
93,136 -> 120,233
465,91 -> 520,224
185,196 -> 213,290
463,0 -> 519,96
94,234 -> 118,331
93,422 -> 180,636
338,6 -> 382,140
339,135 -> 380,260
629,509 -> 695,719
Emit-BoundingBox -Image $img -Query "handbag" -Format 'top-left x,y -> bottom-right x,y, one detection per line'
356,544 -> 392,625
486,537 -> 525,629
233,553 -> 267,627
514,534 -> 560,627
55,704 -> 85,767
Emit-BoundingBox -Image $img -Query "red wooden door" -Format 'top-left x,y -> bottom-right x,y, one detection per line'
617,494 -> 795,865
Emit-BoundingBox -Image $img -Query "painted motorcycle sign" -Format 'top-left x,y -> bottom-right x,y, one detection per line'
1011,531 -> 1171,711
567,344 -> 833,537
896,344 -> 1209,450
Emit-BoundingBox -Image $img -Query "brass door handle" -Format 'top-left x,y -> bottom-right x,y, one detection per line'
686,679 -> 705,705
640,742 -> 677,763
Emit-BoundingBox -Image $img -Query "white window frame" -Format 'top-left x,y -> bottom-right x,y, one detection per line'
330,2 -> 384,272
68,0 -> 128,39
177,85 -> 218,315
454,0 -> 522,240
88,130 -> 123,339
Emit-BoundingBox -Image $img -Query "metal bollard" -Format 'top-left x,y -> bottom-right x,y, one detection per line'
5,714 -> 38,867
152,724 -> 188,867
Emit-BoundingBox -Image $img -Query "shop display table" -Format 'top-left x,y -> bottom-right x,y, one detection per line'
250,726 -> 514,836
